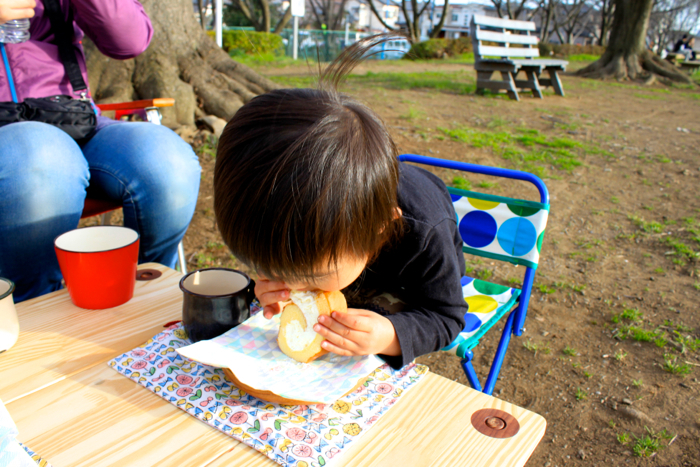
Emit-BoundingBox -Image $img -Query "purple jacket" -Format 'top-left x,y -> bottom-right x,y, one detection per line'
0,0 -> 153,103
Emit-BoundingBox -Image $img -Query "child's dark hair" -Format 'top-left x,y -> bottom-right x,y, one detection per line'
214,37 -> 404,282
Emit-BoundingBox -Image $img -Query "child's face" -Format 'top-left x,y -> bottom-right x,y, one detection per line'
282,255 -> 368,292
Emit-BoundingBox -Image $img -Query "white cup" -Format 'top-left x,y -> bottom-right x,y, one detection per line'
0,278 -> 19,354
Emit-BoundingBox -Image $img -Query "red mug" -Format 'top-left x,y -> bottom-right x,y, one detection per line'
54,226 -> 140,309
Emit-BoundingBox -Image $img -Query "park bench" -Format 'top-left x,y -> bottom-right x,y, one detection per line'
470,15 -> 568,101
665,51 -> 700,74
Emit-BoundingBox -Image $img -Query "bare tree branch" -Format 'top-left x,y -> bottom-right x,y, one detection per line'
429,0 -> 449,39
232,0 -> 262,30
273,5 -> 292,33
367,0 -> 398,31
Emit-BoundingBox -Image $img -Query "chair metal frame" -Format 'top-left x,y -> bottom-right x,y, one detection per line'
398,154 -> 549,395
82,98 -> 187,273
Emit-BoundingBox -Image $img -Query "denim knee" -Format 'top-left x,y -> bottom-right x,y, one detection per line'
81,122 -> 200,266
0,122 -> 89,225
0,122 -> 89,301
83,122 -> 200,212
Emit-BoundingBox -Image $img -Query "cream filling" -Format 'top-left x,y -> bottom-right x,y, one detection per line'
286,291 -> 321,352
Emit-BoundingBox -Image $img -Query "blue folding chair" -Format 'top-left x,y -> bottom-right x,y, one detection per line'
398,154 -> 550,395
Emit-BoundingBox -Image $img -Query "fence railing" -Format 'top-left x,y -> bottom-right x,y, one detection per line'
223,26 -> 373,62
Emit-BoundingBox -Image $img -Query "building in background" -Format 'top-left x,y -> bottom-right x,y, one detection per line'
346,0 -> 400,33
393,2 -> 490,41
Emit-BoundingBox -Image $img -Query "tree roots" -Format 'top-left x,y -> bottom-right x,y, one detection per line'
575,50 -> 695,85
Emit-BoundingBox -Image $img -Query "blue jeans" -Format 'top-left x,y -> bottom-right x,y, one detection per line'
0,120 -> 201,302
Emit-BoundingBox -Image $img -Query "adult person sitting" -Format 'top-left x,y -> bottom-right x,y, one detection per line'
0,0 -> 201,302
672,34 -> 696,61
683,37 -> 697,61
673,34 -> 689,54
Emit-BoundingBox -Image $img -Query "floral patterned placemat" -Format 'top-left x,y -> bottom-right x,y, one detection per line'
108,324 -> 428,467
19,443 -> 52,467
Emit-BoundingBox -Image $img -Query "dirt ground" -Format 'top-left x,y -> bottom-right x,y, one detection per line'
176,60 -> 700,466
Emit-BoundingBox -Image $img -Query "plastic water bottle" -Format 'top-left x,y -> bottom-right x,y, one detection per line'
0,19 -> 31,44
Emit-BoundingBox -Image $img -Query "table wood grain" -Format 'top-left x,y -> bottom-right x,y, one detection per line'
0,263 -> 183,403
1,263 -> 546,466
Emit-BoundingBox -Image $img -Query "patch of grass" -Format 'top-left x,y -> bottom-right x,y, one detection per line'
633,434 -> 662,457
487,117 -> 509,129
400,106 -> 424,120
611,196 -> 619,204
523,340 -> 551,355
662,236 -> 699,262
634,93 -> 665,100
662,354 -> 692,376
617,432 -> 630,444
476,269 -> 493,281
452,176 -> 472,191
618,325 -> 662,343
477,180 -> 498,189
195,134 -> 219,158
614,350 -> 628,361
568,54 -> 600,61
233,52 -> 304,68
628,215 -> 663,233
632,427 -> 674,458
439,126 -> 588,175
537,283 -> 556,294
653,267 -> 665,274
673,331 -> 700,353
553,281 -> 586,293
562,346 -> 578,356
632,378 -> 643,388
356,70 -> 476,95
508,277 -> 522,286
611,308 -> 643,324
268,74 -> 318,88
575,387 -> 588,400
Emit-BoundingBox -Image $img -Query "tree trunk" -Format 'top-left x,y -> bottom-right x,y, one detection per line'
597,0 -> 614,47
429,0 -> 449,39
84,0 -> 279,127
575,0 -> 693,84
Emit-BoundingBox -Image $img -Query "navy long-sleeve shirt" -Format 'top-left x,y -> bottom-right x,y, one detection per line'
343,163 -> 467,369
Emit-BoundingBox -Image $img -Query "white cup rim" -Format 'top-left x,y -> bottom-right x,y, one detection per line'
54,226 -> 139,254
179,268 -> 252,298
0,277 -> 15,301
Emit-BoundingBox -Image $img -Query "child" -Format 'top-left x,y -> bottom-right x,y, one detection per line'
214,37 -> 467,370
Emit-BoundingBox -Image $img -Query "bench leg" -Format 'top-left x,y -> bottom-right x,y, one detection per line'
475,70 -> 493,95
500,70 -> 520,101
514,70 -> 543,99
548,68 -> 565,97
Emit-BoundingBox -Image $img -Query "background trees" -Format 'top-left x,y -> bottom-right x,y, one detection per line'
575,0 -> 695,83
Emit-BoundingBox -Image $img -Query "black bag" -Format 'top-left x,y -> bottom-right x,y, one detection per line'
0,0 -> 97,141
0,96 -> 96,140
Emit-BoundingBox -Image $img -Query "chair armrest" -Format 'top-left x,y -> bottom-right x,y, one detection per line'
96,98 -> 175,111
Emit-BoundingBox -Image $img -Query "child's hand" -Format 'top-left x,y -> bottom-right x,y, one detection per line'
254,277 -> 290,319
313,309 -> 401,357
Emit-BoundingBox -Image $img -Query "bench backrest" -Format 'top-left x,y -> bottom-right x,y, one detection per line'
470,14 -> 540,61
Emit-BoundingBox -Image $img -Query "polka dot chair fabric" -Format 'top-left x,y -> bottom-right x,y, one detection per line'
442,187 -> 550,360
448,188 -> 549,269
442,276 -> 520,359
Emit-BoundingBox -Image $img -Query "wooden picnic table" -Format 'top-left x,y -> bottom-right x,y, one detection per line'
0,263 -> 546,467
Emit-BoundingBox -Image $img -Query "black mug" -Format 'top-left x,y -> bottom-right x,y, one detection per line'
179,268 -> 256,342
